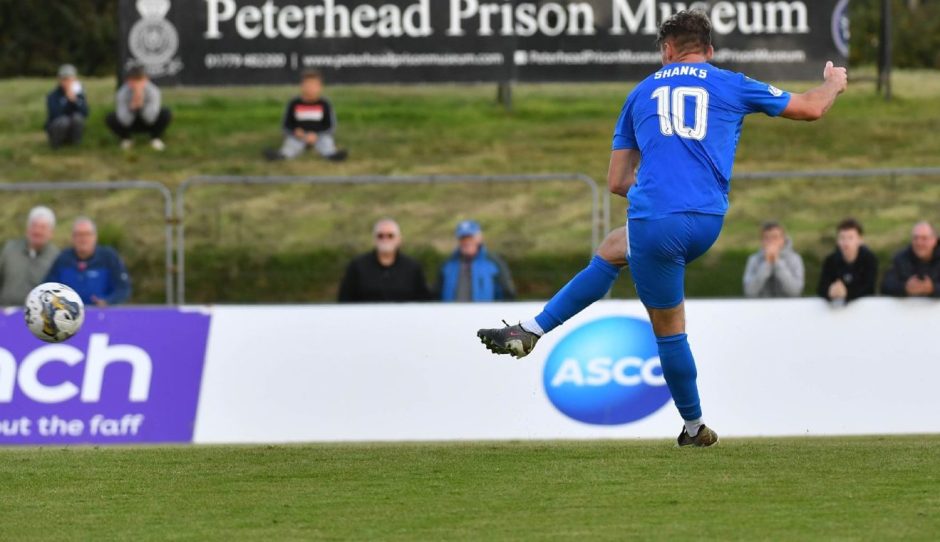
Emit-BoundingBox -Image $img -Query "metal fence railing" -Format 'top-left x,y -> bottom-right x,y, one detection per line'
0,180 -> 175,305
603,167 -> 940,240
175,174 -> 604,304
732,167 -> 940,181
6,167 -> 940,306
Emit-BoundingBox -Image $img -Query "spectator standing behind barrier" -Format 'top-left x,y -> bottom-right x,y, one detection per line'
338,219 -> 430,302
264,70 -> 348,162
817,218 -> 879,304
45,64 -> 89,149
0,207 -> 61,306
45,218 -> 131,306
105,64 -> 172,151
743,221 -> 805,298
881,221 -> 940,298
437,220 -> 516,302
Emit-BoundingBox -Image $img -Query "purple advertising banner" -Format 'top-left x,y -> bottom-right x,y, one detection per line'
0,308 -> 210,445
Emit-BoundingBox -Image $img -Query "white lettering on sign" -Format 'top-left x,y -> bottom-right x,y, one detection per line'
205,0 -> 433,39
204,0 -> 811,40
0,334 -> 153,404
550,357 -> 666,387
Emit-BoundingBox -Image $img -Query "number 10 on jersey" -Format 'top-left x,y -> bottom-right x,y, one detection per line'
652,86 -> 709,140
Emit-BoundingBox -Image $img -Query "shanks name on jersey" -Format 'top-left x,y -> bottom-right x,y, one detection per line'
655,65 -> 708,80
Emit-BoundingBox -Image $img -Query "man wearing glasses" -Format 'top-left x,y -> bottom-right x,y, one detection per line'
338,219 -> 431,303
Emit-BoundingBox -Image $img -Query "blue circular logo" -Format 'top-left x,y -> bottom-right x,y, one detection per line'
831,0 -> 850,58
543,317 -> 671,425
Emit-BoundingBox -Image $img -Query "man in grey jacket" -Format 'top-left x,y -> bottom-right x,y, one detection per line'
0,207 -> 61,306
743,221 -> 805,298
105,65 -> 172,151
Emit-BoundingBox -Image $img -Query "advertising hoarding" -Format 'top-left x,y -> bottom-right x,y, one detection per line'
118,0 -> 851,85
0,308 -> 210,445
4,298 -> 938,446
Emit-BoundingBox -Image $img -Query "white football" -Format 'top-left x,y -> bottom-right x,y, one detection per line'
24,282 -> 85,343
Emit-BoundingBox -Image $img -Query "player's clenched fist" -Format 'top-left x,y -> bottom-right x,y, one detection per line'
824,61 -> 848,94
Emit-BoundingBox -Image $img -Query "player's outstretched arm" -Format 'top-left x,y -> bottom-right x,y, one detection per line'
607,149 -> 641,197
781,61 -> 848,121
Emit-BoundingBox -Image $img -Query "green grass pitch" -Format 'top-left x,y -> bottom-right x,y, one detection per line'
1,436 -> 937,540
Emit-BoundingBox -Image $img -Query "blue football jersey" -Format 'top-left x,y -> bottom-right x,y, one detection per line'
612,62 -> 791,219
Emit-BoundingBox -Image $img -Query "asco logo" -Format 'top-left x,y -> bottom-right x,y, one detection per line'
543,317 -> 670,425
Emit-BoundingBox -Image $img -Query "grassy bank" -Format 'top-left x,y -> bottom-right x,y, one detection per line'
0,71 -> 938,302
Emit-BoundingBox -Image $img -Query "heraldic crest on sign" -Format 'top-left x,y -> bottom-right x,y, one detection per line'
127,0 -> 183,76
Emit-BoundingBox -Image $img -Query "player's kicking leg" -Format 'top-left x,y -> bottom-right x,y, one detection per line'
477,227 -> 628,358
479,213 -> 722,447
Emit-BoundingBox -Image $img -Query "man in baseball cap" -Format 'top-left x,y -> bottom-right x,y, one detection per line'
454,220 -> 481,238
435,220 -> 516,302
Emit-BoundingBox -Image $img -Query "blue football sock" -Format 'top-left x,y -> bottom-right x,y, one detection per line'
656,333 -> 702,421
533,255 -> 621,334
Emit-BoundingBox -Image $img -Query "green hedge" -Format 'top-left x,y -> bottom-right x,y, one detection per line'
125,247 -> 843,305
1,0 -> 938,77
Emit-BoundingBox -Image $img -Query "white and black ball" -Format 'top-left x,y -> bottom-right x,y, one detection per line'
24,282 -> 85,343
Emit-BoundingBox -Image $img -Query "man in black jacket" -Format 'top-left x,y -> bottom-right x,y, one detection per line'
882,221 -> 940,298
45,64 -> 89,148
817,218 -> 878,303
338,219 -> 430,303
265,70 -> 347,162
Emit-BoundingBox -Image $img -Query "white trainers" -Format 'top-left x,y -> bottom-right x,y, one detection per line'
120,139 -> 133,151
150,138 -> 166,151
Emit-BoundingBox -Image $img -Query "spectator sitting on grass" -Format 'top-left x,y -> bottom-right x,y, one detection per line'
45,64 -> 89,149
264,70 -> 348,162
436,220 -> 516,302
45,217 -> 131,306
817,218 -> 879,304
0,206 -> 61,306
881,221 -> 940,298
105,64 -> 172,151
338,219 -> 430,302
743,221 -> 805,298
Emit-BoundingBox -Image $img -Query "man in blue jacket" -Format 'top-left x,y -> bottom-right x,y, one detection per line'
436,220 -> 515,302
45,64 -> 89,148
45,218 -> 131,306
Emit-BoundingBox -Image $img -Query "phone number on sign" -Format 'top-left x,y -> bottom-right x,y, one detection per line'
205,53 -> 287,69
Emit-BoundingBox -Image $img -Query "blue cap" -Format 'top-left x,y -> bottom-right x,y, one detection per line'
455,220 -> 482,238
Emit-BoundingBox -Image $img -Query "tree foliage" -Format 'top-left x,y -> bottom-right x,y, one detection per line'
0,0 -> 118,77
850,0 -> 940,69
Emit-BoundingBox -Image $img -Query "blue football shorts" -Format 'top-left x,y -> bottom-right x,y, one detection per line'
627,212 -> 725,309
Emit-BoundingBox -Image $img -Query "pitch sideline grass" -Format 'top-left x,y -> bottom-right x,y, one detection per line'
1,436 -> 937,540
